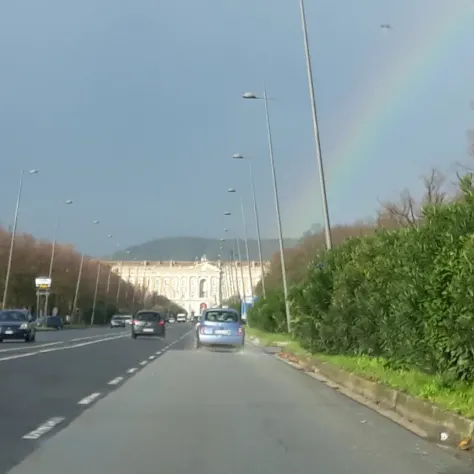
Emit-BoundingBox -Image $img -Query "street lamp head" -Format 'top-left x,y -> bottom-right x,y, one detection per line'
243,92 -> 258,100
224,228 -> 228,232
108,234 -> 113,238
65,200 -> 73,205
29,169 -> 39,175
126,250 -> 131,254
227,188 -> 236,193
220,238 -> 225,242
93,220 -> 99,224
232,153 -> 244,160
224,212 -> 231,216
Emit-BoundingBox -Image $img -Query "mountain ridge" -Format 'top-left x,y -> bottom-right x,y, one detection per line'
111,236 -> 300,261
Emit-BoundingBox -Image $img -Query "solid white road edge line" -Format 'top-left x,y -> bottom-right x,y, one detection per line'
0,334 -> 127,363
23,417 -> 65,440
108,376 -> 124,385
78,393 -> 102,405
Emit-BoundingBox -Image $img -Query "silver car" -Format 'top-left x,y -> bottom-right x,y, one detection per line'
195,308 -> 245,351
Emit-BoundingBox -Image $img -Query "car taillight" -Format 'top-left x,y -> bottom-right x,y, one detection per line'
238,326 -> 243,336
158,320 -> 165,326
133,320 -> 139,325
199,325 -> 205,334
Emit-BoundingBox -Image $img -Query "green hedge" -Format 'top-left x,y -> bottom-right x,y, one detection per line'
249,177 -> 474,382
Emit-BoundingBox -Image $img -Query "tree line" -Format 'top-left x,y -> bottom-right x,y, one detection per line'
248,168 -> 474,383
0,228 -> 184,324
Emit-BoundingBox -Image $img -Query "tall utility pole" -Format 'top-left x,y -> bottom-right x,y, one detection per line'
218,256 -> 223,307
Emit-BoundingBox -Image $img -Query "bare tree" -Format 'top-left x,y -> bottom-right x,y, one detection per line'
378,168 -> 448,228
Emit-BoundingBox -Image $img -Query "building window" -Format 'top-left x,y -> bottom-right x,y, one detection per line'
199,279 -> 207,298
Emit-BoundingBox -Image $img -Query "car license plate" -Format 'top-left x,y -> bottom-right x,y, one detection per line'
214,329 -> 229,335
5,330 -> 13,335
143,328 -> 154,333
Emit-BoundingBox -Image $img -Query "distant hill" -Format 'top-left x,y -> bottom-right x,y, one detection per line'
111,236 -> 300,261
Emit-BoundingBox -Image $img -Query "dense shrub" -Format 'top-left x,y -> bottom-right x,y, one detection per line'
249,175 -> 474,382
0,227 -> 182,323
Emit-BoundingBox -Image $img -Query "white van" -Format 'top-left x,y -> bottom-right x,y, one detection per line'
176,313 -> 186,323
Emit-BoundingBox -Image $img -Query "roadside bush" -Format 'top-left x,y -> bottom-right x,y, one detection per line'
250,174 -> 474,383
247,288 -> 287,333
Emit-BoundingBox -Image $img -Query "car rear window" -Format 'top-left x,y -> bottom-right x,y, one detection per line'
136,312 -> 161,322
112,315 -> 122,320
204,311 -> 239,322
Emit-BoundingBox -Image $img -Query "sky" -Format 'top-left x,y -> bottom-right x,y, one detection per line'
0,0 -> 473,257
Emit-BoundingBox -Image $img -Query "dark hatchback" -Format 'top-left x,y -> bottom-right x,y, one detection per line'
0,309 -> 36,342
131,311 -> 165,339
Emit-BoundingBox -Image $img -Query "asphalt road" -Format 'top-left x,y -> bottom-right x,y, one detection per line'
4,332 -> 472,474
0,322 -> 192,473
0,325 -> 127,349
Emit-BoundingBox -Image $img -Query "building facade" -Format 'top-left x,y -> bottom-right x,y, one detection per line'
109,255 -> 266,315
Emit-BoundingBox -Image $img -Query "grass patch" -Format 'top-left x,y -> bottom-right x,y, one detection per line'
246,327 -> 474,419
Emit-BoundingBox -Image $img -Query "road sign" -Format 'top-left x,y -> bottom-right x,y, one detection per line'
35,277 -> 51,290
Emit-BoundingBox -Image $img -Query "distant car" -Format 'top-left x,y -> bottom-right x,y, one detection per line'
168,316 -> 176,323
176,313 -> 186,323
44,315 -> 63,330
195,308 -> 245,351
0,309 -> 36,343
110,315 -> 126,328
122,315 -> 133,325
131,311 -> 166,339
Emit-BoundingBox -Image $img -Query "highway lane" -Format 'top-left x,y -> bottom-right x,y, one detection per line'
0,325 -> 129,350
0,323 -> 193,474
6,335 -> 472,474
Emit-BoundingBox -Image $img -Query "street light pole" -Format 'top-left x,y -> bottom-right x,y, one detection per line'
233,154 -> 266,298
44,199 -> 73,316
2,169 -> 38,309
299,0 -> 332,250
72,251 -> 84,323
243,84 -> 292,332
116,261 -> 123,304
224,213 -> 247,301
90,262 -> 101,325
227,190 -> 254,300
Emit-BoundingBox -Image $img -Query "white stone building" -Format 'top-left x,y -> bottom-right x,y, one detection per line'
109,255 -> 267,315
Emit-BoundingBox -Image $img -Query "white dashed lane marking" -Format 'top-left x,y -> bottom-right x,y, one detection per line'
148,355 -> 155,360
108,376 -> 124,386
139,360 -> 148,366
126,368 -> 138,374
23,417 -> 65,440
78,392 -> 102,405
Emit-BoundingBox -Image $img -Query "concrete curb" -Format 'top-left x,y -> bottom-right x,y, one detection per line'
247,336 -> 474,451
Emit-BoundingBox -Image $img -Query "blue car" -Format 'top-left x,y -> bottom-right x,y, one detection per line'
195,308 -> 245,351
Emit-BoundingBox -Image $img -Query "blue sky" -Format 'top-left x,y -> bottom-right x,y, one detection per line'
0,0 -> 472,256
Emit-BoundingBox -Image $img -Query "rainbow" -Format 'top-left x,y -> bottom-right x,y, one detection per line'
287,1 -> 473,235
